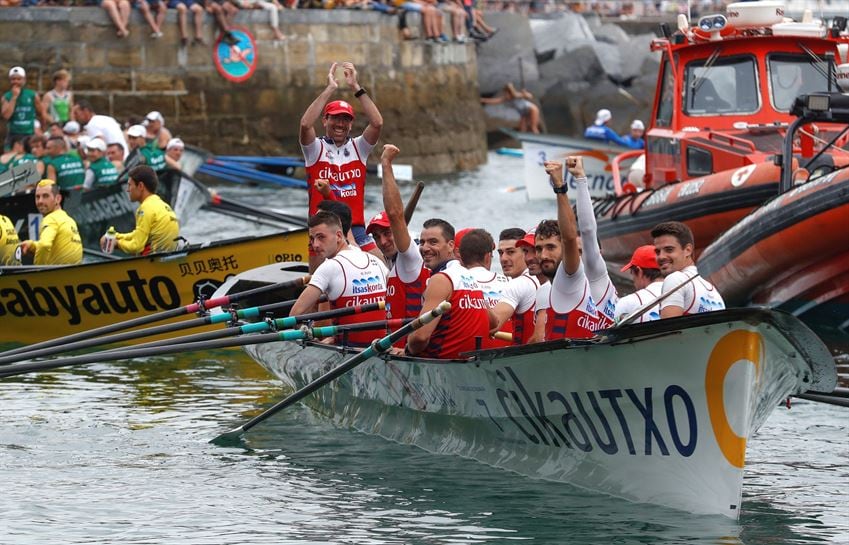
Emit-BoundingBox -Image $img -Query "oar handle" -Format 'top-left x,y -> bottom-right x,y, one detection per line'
403,181 -> 425,224
212,301 -> 449,444
492,331 -> 513,342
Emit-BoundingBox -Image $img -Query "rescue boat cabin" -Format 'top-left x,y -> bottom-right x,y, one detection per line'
643,2 -> 849,188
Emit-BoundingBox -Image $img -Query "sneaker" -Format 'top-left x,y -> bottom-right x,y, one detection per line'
438,34 -> 449,43
488,27 -> 499,38
454,35 -> 467,43
151,31 -> 163,39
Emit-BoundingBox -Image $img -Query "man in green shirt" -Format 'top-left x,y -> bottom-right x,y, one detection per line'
44,135 -> 85,190
83,138 -> 119,190
126,124 -> 167,177
2,67 -> 45,151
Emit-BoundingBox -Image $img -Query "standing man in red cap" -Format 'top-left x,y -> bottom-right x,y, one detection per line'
614,245 -> 663,323
300,61 -> 384,273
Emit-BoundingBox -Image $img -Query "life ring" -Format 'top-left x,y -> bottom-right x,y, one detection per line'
691,23 -> 736,42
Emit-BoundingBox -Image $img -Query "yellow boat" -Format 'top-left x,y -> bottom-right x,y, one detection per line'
0,230 -> 307,345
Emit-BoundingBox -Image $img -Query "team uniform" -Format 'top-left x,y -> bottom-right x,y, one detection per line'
546,262 -> 604,340
421,262 -> 490,359
45,153 -> 86,189
574,176 -> 618,328
614,281 -> 663,323
3,88 -> 37,138
0,214 -> 21,266
498,269 -> 541,345
660,265 -> 725,315
303,136 -> 376,250
310,248 -> 388,347
386,242 -> 430,321
115,194 -> 180,255
45,89 -> 72,124
468,265 -> 512,347
31,209 -> 83,265
140,145 -> 168,176
83,157 -> 120,189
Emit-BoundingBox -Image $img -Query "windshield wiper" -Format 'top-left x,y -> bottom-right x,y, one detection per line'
691,47 -> 722,96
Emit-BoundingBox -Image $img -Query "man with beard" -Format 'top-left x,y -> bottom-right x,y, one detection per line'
290,210 -> 388,347
300,62 -> 383,272
366,144 -> 429,322
19,179 -> 82,265
652,221 -> 725,317
404,218 -> 490,359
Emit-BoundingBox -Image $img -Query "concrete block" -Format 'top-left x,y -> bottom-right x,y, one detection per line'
107,48 -> 143,68
73,71 -> 132,92
399,42 -> 423,68
113,94 -> 176,120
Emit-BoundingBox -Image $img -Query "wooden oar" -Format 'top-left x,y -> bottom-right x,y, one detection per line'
0,316 -> 405,380
0,275 -> 311,360
403,181 -> 425,224
211,301 -> 451,445
0,295 -> 326,365
96,301 -> 385,354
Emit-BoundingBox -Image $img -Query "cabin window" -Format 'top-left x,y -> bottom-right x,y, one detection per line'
655,60 -> 674,127
768,54 -> 831,112
684,55 -> 758,116
686,146 -> 712,177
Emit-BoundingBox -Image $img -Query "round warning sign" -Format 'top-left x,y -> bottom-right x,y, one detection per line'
213,27 -> 258,83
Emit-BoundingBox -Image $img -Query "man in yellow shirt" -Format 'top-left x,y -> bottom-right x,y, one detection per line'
19,179 -> 83,265
0,213 -> 21,266
102,165 -> 179,255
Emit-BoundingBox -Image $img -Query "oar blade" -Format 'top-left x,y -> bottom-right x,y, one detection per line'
210,425 -> 247,446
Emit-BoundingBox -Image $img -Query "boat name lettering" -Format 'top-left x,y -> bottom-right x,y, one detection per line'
0,270 -> 181,326
678,179 -> 705,198
644,186 -> 674,207
179,254 -> 239,277
495,367 -> 697,457
272,253 -> 304,263
76,192 -> 136,225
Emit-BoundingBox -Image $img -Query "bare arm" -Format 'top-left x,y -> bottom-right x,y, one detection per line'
299,62 -> 339,146
405,273 -> 452,355
42,93 -> 55,124
34,94 -> 46,127
545,160 -> 581,275
380,144 -> 412,252
290,285 -> 325,316
661,305 -> 684,319
488,300 -> 515,332
343,62 -> 383,146
480,95 -> 506,105
1,88 -> 19,121
528,309 -> 546,343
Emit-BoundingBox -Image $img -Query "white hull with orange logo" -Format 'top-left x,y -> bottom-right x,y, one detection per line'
245,307 -> 835,519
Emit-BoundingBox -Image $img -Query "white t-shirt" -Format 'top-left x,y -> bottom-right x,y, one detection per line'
660,265 -> 725,315
393,240 -> 424,283
310,247 -> 389,300
614,281 -> 663,323
83,115 -> 128,158
500,270 -> 540,314
536,281 -> 551,312
468,266 -> 511,308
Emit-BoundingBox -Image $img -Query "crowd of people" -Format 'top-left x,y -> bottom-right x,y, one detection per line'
0,65 -> 186,266
294,62 -> 725,360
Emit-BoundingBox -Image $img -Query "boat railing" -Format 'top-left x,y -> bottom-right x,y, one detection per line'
610,149 -> 645,195
706,132 -> 756,153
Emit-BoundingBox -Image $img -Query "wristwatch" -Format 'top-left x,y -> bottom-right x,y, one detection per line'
354,88 -> 368,98
552,184 -> 568,194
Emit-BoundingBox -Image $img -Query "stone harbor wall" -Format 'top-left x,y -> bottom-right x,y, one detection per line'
0,8 -> 487,175
477,12 -> 662,139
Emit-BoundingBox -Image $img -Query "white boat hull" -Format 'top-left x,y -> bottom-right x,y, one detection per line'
245,308 -> 836,519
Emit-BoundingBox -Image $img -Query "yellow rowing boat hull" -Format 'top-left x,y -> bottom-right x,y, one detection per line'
0,230 -> 308,345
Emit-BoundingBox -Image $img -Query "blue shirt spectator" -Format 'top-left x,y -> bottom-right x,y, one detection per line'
620,119 -> 646,150
584,108 -> 630,147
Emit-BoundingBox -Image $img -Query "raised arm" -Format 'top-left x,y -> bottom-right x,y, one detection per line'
545,160 -> 581,275
570,156 -> 606,282
380,144 -> 413,252
342,62 -> 383,146
299,62 -> 339,146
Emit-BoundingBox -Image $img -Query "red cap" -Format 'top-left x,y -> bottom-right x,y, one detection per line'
325,100 -> 355,119
620,245 -> 659,272
515,226 -> 536,249
366,211 -> 390,234
454,227 -> 475,249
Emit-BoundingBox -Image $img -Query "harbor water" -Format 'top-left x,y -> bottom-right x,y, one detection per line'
2,152 -> 847,544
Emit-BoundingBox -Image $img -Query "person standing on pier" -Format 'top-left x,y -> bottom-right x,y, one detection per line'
300,62 -> 384,272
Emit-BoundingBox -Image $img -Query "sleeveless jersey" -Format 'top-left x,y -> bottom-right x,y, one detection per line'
386,245 -> 430,320
46,90 -> 71,124
422,264 -> 490,359
614,281 -> 663,324
545,265 -> 600,341
505,272 -> 541,345
327,249 -> 388,347
304,137 -> 368,226
51,153 -> 86,189
140,146 -> 167,175
88,156 -> 120,187
661,266 -> 725,315
593,280 -> 617,330
469,266 -> 512,348
4,88 -> 37,135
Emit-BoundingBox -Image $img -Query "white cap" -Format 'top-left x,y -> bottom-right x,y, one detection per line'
631,119 -> 645,131
594,109 -> 612,126
127,124 -> 147,138
166,137 -> 184,150
9,66 -> 25,79
145,111 -> 164,124
86,138 -> 107,151
63,120 -> 81,134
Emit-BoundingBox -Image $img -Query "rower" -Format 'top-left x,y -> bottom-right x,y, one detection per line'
289,210 -> 388,347
43,136 -> 85,189
651,221 -> 725,317
18,179 -> 82,265
458,228 -> 512,347
101,165 -> 180,255
404,219 -> 490,359
541,158 -> 605,340
126,124 -> 167,177
497,228 -> 527,279
82,138 -> 119,190
488,228 -> 543,345
0,213 -> 21,266
317,199 -> 358,248
614,245 -> 662,323
366,144 -> 429,322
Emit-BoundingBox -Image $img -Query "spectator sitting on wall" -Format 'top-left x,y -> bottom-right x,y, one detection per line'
169,0 -> 208,46
101,0 -> 132,38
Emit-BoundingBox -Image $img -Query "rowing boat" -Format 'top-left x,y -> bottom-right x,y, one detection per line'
227,264 -> 836,519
